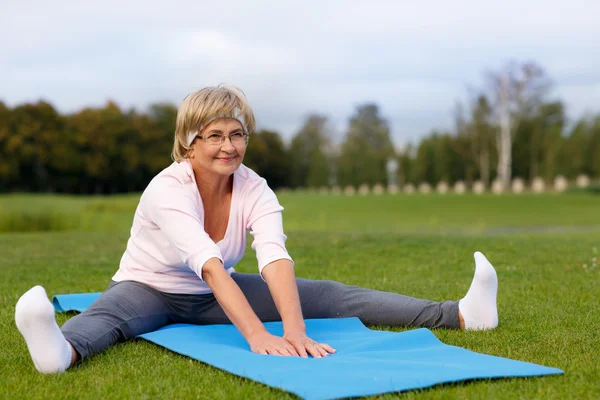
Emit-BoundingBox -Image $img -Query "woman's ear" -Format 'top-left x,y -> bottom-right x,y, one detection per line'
187,145 -> 195,159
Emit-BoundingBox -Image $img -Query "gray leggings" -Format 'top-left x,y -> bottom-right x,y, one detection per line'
61,273 -> 459,360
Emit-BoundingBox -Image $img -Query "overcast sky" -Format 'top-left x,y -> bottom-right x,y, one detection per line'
1,0 -> 599,146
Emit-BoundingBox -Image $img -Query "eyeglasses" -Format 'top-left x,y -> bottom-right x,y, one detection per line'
195,131 -> 249,146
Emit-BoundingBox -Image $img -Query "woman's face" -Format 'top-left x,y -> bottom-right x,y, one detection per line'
188,117 -> 247,178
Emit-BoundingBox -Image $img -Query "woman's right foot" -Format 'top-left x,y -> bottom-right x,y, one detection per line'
458,252 -> 499,330
15,286 -> 73,373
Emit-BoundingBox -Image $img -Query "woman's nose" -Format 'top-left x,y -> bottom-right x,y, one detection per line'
221,137 -> 236,151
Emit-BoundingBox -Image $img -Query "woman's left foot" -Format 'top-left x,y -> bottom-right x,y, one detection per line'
458,252 -> 498,330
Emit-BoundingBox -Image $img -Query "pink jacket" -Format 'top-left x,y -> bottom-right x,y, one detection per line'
112,160 -> 293,294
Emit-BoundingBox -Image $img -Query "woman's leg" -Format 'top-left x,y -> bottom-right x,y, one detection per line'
228,273 -> 460,328
61,281 -> 172,361
300,278 -> 461,328
184,272 -> 459,328
193,252 -> 498,330
16,281 -> 171,374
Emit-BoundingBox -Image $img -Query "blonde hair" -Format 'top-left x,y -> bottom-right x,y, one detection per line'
171,84 -> 256,162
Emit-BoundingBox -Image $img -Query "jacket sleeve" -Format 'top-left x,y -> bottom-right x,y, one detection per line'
141,176 -> 223,281
246,179 -> 294,276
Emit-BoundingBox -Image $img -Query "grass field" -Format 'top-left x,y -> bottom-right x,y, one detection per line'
1,192 -> 599,399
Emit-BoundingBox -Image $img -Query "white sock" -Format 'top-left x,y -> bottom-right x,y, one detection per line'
15,286 -> 73,374
458,251 -> 498,330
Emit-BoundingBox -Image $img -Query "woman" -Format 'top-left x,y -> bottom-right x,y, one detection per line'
15,85 -> 498,374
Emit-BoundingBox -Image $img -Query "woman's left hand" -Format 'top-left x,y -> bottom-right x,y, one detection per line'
283,331 -> 336,358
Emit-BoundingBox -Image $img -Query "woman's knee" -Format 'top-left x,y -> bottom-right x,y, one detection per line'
60,281 -> 170,359
85,281 -> 170,330
297,279 -> 353,318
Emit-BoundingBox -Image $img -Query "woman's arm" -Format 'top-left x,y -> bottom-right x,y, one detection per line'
202,258 -> 300,356
245,179 -> 334,356
202,258 -> 266,338
261,259 -> 305,332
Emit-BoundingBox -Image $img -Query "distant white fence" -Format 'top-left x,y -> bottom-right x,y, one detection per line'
281,175 -> 596,195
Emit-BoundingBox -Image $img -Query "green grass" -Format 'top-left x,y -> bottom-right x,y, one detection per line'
1,193 -> 599,399
278,192 -> 600,234
2,191 -> 600,234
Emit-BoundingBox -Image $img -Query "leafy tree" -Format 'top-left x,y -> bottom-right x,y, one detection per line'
288,115 -> 330,188
559,119 -> 588,179
0,102 -> 17,190
243,129 -> 291,189
146,103 -> 178,172
148,103 -> 177,138
532,101 -> 565,181
8,101 -> 65,192
131,109 -> 172,189
411,132 -> 463,185
412,136 -> 435,184
560,115 -> 600,180
337,104 -> 395,187
66,102 -> 127,193
487,61 -> 552,188
397,143 -> 415,186
451,101 -> 478,185
588,116 -> 600,178
469,95 -> 496,185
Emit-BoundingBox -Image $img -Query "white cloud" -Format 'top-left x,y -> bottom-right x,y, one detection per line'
1,0 -> 599,144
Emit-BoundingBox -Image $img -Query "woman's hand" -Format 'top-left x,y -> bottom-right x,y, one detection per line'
248,331 -> 301,356
283,331 -> 336,358
261,261 -> 336,358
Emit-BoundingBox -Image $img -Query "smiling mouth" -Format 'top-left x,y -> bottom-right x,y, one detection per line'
217,157 -> 235,162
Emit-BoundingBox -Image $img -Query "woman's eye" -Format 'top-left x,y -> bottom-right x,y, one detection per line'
231,132 -> 244,138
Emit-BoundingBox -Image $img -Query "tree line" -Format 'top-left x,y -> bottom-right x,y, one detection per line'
0,61 -> 598,194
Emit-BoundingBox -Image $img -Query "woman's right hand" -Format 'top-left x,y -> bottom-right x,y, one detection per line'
248,330 -> 300,356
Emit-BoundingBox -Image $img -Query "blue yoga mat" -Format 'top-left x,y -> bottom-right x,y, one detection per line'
53,293 -> 563,400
